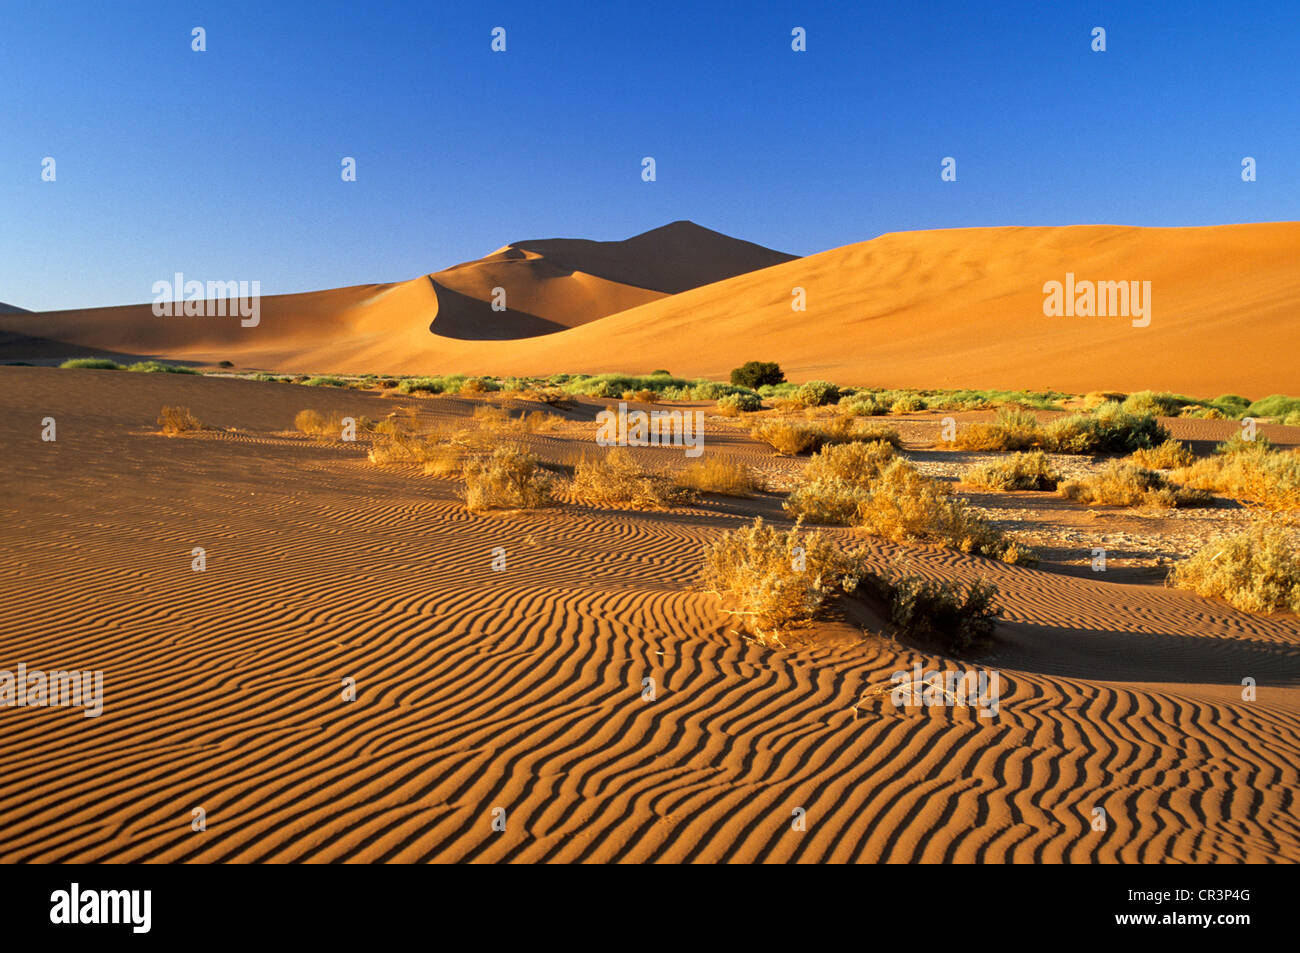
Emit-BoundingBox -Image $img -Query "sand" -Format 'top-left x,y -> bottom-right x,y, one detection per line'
2,222 -> 1297,398
1,367 -> 1296,863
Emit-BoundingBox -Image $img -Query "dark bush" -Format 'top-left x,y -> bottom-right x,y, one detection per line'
730,361 -> 785,389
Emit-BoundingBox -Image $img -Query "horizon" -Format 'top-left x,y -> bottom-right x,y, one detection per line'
3,0 -> 1298,310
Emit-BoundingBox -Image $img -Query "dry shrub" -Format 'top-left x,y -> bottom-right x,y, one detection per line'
472,404 -> 564,434
964,450 -> 1059,491
882,569 -> 1000,655
856,460 -> 1036,564
716,392 -> 763,416
368,431 -> 451,465
1168,524 -> 1300,614
1172,443 -> 1300,512
784,441 -> 897,524
676,457 -> 758,496
751,420 -> 828,455
700,517 -> 868,645
158,406 -> 202,435
1083,390 -> 1127,410
948,408 -> 1041,451
571,447 -> 696,509
634,389 -> 660,403
1058,461 -> 1211,508
1130,439 -> 1196,470
294,409 -> 347,438
462,445 -> 553,512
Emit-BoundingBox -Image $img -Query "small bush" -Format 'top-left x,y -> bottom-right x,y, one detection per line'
751,420 -> 828,455
303,376 -> 348,388
158,406 -> 201,435
700,517 -> 867,645
889,394 -> 927,414
368,431 -> 449,465
716,392 -> 763,415
794,380 -> 841,407
879,570 -> 1001,655
784,441 -> 897,524
676,458 -> 758,497
1130,439 -> 1195,470
127,360 -> 199,374
964,450 -> 1059,491
1246,394 -> 1300,421
730,361 -> 785,390
294,409 -> 347,437
1059,461 -> 1212,508
462,445 -> 554,512
1121,391 -> 1196,417
1169,525 -> 1300,614
60,358 -> 122,370
571,447 -> 696,509
839,395 -> 889,416
1173,444 -> 1300,511
949,408 -> 1042,451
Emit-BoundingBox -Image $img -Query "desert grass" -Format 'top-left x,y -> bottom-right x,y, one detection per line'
963,450 -> 1059,491
1130,439 -> 1196,470
1058,461 -> 1212,508
676,457 -> 759,497
472,404 -> 564,433
367,431 -> 454,465
784,441 -> 898,524
462,444 -> 554,513
948,408 -> 1043,451
294,409 -> 348,438
947,403 -> 1166,454
1168,524 -> 1300,614
60,358 -> 123,370
158,406 -> 202,435
700,517 -> 868,646
751,415 -> 901,455
571,447 -> 697,510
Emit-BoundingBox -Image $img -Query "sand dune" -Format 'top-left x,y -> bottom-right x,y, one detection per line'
1,367 -> 1296,863
0,303 -> 28,315
2,222 -> 1296,398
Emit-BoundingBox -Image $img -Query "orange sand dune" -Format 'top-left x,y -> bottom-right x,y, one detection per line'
1,367 -> 1297,862
3,222 -> 1297,397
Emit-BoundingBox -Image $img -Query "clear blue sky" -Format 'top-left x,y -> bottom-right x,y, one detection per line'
2,0 -> 1296,310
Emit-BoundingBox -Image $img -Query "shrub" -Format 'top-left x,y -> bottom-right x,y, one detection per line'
368,431 -> 450,465
857,460 -> 1036,564
1039,402 -> 1167,454
1168,525 -> 1300,614
462,445 -> 554,512
60,358 -> 122,370
294,409 -> 347,437
460,377 -> 495,395
750,420 -> 828,455
676,458 -> 758,496
840,395 -> 889,416
158,406 -> 201,435
949,408 -> 1042,451
303,376 -> 348,388
571,447 -> 696,509
716,392 -> 763,415
472,404 -> 563,433
794,380 -> 841,407
1058,461 -> 1212,508
633,388 -> 660,403
784,441 -> 897,523
1285,410 -> 1300,427
218,360 -> 234,368
889,394 -> 927,414
730,361 -> 785,389
1173,444 -> 1300,511
1121,391 -> 1196,417
964,450 -> 1059,491
1130,439 -> 1195,470
1082,390 -> 1126,410
1246,394 -> 1300,421
879,570 -> 1001,655
700,517 -> 867,645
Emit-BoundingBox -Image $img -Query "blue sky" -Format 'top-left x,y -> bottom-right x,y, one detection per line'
2,0 -> 1296,310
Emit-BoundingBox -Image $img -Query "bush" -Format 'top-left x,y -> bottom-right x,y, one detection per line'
462,445 -> 554,512
839,395 -> 889,416
1130,439 -> 1195,470
127,360 -> 199,374
880,570 -> 1001,655
751,420 -> 829,455
1058,461 -> 1212,508
856,460 -> 1036,565
949,408 -> 1042,451
794,380 -> 841,407
60,358 -> 122,370
1173,443 -> 1300,511
1040,402 -> 1167,454
716,392 -> 763,415
1245,394 -> 1300,421
676,458 -> 758,496
964,450 -> 1059,491
700,517 -> 867,645
302,376 -> 349,388
784,441 -> 897,523
730,361 -> 785,390
158,406 -> 201,435
1121,391 -> 1196,417
571,447 -> 696,509
294,409 -> 347,437
1169,525 -> 1300,614
889,394 -> 927,414
368,431 -> 453,465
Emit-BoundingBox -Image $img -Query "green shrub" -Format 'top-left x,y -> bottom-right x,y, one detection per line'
716,392 -> 764,415
794,380 -> 841,407
1246,395 -> 1300,421
1058,461 -> 1212,508
889,394 -> 927,414
127,360 -> 199,374
1169,525 -> 1300,614
964,450 -> 1059,490
60,358 -> 123,370
730,361 -> 785,389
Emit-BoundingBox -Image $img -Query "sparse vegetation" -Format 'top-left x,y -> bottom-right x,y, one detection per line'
1172,441 -> 1300,512
1169,524 -> 1300,614
872,567 -> 1001,654
963,450 -> 1059,491
794,380 -> 841,407
462,445 -> 554,512
1058,461 -> 1212,508
158,405 -> 202,435
716,392 -> 764,415
700,517 -> 867,645
60,358 -> 123,370
126,360 -> 199,374
889,394 -> 927,414
294,409 -> 348,438
785,441 -> 897,524
750,420 -> 830,455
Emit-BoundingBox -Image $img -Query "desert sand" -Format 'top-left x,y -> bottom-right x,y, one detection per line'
0,367 -> 1296,863
3,222 -> 1297,397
